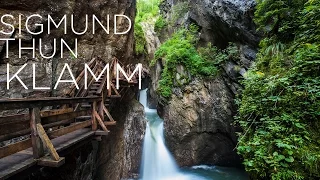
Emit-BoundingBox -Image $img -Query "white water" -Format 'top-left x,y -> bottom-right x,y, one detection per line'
139,89 -> 201,180
138,89 -> 249,180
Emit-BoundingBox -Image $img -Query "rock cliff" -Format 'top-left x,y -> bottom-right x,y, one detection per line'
0,0 -> 145,179
151,0 -> 260,167
0,0 -> 135,99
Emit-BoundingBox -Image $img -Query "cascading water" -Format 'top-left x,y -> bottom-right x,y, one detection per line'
138,89 -> 249,180
139,89 -> 179,179
139,89 -> 200,180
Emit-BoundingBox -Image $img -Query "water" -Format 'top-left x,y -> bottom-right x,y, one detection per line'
139,89 -> 249,180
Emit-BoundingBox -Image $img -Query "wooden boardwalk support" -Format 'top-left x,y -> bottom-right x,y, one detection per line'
0,57 -> 143,179
30,108 -> 44,159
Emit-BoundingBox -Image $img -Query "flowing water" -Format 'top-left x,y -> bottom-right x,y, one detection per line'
139,89 -> 249,180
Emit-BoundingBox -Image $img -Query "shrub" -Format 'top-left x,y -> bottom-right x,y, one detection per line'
134,23 -> 147,55
154,15 -> 167,34
236,1 -> 320,179
152,24 -> 239,99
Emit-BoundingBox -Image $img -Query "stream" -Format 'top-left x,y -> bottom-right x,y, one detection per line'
138,89 -> 249,180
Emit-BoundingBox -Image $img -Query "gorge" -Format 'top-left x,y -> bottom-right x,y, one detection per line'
0,0 -> 319,180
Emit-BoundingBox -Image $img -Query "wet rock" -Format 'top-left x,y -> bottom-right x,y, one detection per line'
95,98 -> 146,180
162,77 -> 240,167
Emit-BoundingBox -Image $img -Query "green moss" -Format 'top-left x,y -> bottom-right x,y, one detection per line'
134,23 -> 147,55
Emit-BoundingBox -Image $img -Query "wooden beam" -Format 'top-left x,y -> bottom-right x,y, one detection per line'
0,121 -> 29,136
41,110 -> 90,125
92,101 -> 97,131
93,111 -> 109,132
104,121 -> 117,126
42,119 -> 75,129
99,95 -> 105,122
67,58 -> 96,96
0,113 -> 29,125
0,139 -> 32,159
38,157 -> 65,167
95,130 -> 109,136
111,83 -> 120,96
30,108 -> 44,159
103,105 -> 115,122
0,97 -> 101,110
97,70 -> 109,95
40,108 -> 73,118
0,129 -> 31,142
47,120 -> 91,139
36,124 -> 60,161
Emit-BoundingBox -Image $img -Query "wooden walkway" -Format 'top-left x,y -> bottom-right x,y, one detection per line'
0,57 -> 144,179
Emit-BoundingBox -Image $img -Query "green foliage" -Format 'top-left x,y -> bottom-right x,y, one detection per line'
134,0 -> 162,55
152,24 -> 239,99
134,23 -> 147,55
236,0 -> 320,179
254,0 -> 306,41
154,15 -> 167,34
136,0 -> 161,23
169,1 -> 189,25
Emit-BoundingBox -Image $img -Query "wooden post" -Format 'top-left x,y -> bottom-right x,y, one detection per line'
99,95 -> 104,122
29,108 -> 44,159
92,101 -> 97,131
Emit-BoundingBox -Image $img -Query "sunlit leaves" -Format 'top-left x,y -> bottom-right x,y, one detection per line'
236,0 -> 320,179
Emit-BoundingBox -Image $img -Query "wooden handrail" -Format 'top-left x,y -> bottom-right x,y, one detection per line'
67,58 -> 96,96
0,97 -> 101,110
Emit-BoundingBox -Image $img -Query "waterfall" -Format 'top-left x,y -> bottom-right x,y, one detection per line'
138,89 -> 248,180
139,89 -> 184,180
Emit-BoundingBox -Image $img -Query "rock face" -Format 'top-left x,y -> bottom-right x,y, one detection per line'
0,0 -> 144,179
95,97 -> 146,179
152,0 -> 260,167
162,78 -> 239,166
0,0 -> 135,98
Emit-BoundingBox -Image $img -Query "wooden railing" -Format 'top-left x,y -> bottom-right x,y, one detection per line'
0,56 -> 146,177
0,96 -> 112,167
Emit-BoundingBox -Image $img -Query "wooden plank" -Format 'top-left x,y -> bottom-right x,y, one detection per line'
38,157 -> 65,167
97,70 -> 109,95
42,119 -> 75,129
40,108 -> 73,117
47,120 -> 91,139
0,97 -> 101,110
95,130 -> 109,136
0,139 -> 31,159
67,58 -> 96,96
0,156 -> 36,180
53,128 -> 94,152
42,110 -> 90,125
0,129 -> 94,180
104,121 -> 117,126
92,101 -> 97,131
103,105 -> 115,122
29,108 -> 44,159
0,129 -> 31,142
0,120 -> 29,136
37,124 -> 60,161
93,111 -> 109,132
0,113 -> 29,125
